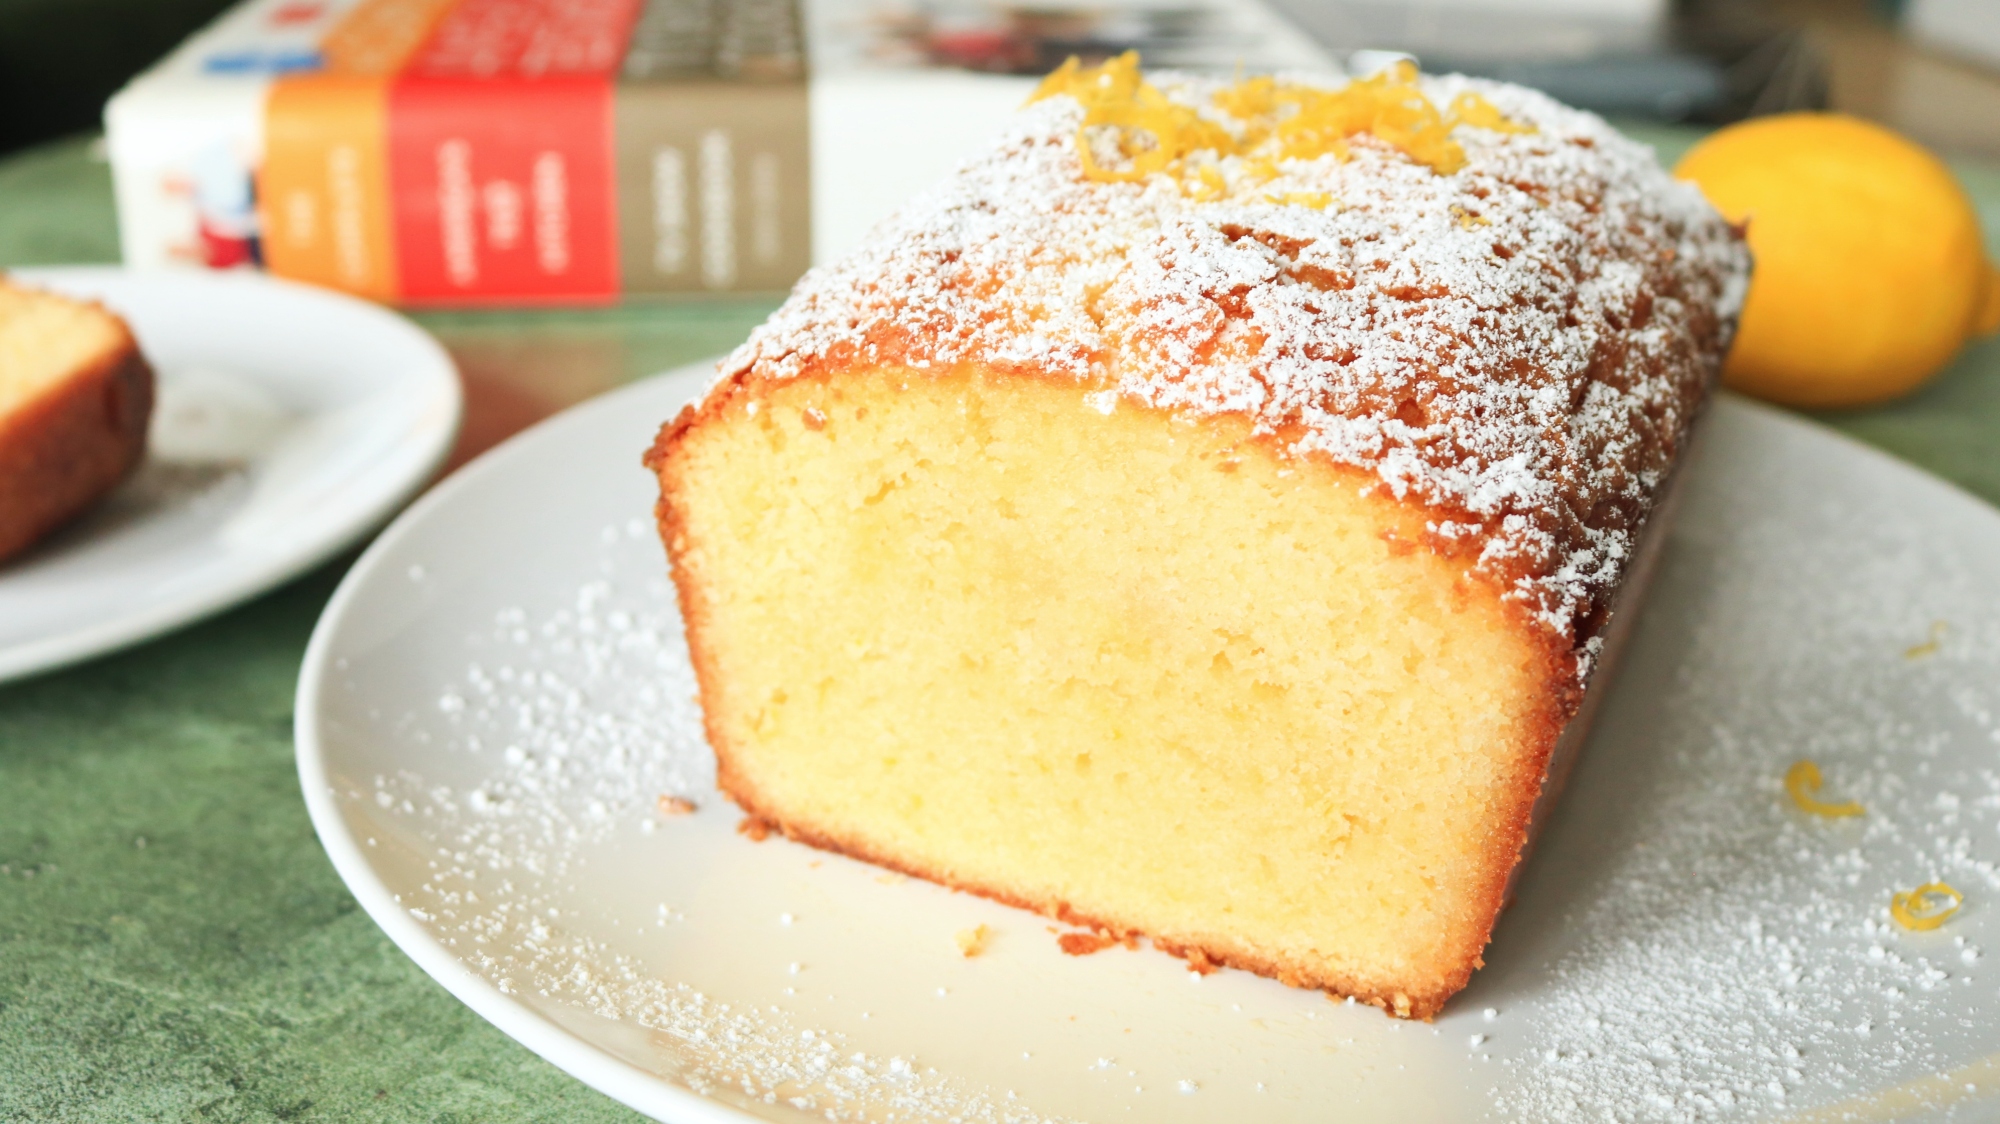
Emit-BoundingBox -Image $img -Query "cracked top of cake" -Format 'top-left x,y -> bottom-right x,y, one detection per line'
712,59 -> 1750,653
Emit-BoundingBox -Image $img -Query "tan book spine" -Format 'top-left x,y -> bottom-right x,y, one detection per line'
615,0 -> 811,295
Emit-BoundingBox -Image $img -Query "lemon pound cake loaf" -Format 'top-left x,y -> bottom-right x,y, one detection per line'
648,59 -> 1748,1019
0,280 -> 153,564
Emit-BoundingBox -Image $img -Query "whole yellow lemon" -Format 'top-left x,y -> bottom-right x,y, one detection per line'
1675,113 -> 2000,409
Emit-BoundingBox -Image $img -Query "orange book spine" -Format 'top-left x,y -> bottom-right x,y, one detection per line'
258,0 -> 465,301
260,74 -> 399,301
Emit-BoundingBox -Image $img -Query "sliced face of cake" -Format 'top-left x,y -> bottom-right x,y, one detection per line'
0,280 -> 155,563
649,60 -> 1748,1019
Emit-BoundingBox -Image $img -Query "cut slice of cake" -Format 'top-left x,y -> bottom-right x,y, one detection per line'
648,59 -> 1748,1019
0,279 -> 154,563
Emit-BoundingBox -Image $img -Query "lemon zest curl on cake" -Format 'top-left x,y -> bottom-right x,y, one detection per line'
1266,190 -> 1335,209
1891,882 -> 1963,931
1029,52 -> 1533,200
1784,760 -> 1865,818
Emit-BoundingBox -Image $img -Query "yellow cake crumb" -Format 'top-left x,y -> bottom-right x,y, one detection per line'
1891,882 -> 1963,930
954,924 -> 991,957
1785,760 -> 1865,818
657,794 -> 697,816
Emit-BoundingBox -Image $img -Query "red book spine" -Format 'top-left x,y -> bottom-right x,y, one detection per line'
387,74 -> 619,304
380,0 -> 640,305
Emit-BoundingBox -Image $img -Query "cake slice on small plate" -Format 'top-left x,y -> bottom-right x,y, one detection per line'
648,59 -> 1748,1019
0,278 -> 154,563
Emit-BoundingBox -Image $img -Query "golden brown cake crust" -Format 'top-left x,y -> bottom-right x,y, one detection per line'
0,307 -> 152,564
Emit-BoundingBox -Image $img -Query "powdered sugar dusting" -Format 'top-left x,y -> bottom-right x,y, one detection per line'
714,72 -> 1748,649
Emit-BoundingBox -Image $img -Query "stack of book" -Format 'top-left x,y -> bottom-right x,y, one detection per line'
108,0 -> 1330,306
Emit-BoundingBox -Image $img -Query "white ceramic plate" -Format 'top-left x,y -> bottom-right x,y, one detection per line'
0,267 -> 460,683
298,363 -> 2000,1124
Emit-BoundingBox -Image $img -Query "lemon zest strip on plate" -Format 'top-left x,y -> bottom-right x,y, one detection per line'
1785,760 -> 1865,818
1891,882 -> 1964,931
1905,620 -> 1946,659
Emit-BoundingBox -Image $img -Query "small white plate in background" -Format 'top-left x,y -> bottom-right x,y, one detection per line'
0,266 -> 460,684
